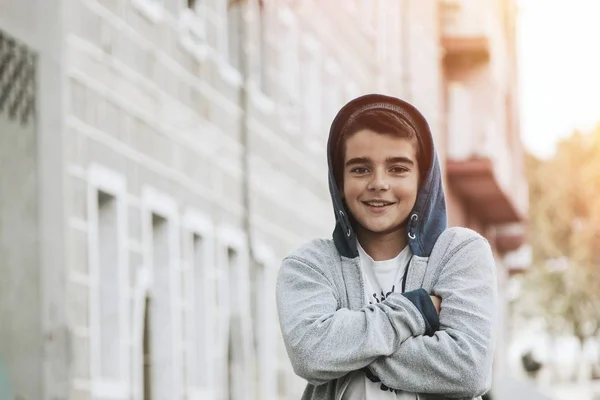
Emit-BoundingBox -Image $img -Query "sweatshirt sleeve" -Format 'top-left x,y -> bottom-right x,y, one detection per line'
366,236 -> 498,398
276,254 -> 427,386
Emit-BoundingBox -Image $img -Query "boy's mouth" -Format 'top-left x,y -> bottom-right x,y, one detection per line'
362,200 -> 395,209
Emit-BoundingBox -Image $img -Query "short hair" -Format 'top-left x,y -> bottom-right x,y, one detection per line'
331,109 -> 427,188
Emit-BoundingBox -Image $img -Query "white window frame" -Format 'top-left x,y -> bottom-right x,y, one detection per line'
251,242 -> 279,400
138,186 -> 183,400
253,0 -> 270,97
131,261 -> 151,400
375,0 -> 391,92
376,0 -> 388,65
361,0 -> 377,37
388,0 -> 402,85
205,2 -> 227,61
301,34 -> 322,152
277,6 -> 300,102
179,1 -> 209,62
131,0 -> 165,23
215,226 -> 253,400
181,209 -> 217,400
87,163 -> 130,399
205,0 -> 243,87
324,58 -> 343,133
249,0 -> 276,112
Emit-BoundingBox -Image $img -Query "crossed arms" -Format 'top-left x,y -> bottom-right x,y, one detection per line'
275,233 -> 497,398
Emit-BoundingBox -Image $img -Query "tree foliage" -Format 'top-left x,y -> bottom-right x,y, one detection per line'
518,124 -> 600,343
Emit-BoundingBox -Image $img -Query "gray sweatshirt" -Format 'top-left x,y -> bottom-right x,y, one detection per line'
276,227 -> 498,400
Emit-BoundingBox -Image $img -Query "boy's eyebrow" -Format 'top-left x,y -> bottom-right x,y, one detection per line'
345,156 -> 415,167
345,157 -> 371,167
386,156 -> 415,165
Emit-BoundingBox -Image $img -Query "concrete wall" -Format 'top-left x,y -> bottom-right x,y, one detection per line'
0,95 -> 41,400
0,0 -> 66,398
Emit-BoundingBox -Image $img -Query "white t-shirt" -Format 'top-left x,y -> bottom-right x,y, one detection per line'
341,242 -> 416,400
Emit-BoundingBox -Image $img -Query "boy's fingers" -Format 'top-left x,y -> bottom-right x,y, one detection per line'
429,295 -> 441,315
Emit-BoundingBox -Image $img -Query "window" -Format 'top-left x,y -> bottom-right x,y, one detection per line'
180,0 -> 207,61
376,0 -> 388,68
97,191 -> 121,381
324,59 -> 343,132
226,247 -> 244,400
256,3 -> 271,96
215,227 -> 249,400
227,2 -> 243,72
87,165 -> 129,399
251,244 -> 279,400
361,0 -> 377,36
447,82 -> 473,159
190,234 -> 206,380
277,8 -> 299,101
300,36 -> 321,145
203,0 -> 242,85
181,209 -> 216,398
250,260 -> 265,397
249,260 -> 264,356
142,296 -> 152,400
150,213 -> 173,399
140,187 -> 183,400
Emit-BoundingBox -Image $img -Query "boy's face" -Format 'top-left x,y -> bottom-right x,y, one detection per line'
342,129 -> 420,239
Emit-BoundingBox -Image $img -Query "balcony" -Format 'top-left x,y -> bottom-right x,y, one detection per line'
496,222 -> 528,255
446,85 -> 527,227
441,0 -> 492,67
503,243 -> 532,276
446,158 -> 524,224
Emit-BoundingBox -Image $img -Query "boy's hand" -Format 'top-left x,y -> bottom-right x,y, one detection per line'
430,295 -> 441,315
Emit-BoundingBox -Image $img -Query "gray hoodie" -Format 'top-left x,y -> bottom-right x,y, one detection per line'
276,95 -> 498,399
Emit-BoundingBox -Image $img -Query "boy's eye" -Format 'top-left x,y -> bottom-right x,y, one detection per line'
390,166 -> 409,174
350,167 -> 369,174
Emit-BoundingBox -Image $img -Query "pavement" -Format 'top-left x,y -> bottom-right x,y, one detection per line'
491,377 -> 553,400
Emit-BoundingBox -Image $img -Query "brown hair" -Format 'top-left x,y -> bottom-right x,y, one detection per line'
331,109 -> 426,189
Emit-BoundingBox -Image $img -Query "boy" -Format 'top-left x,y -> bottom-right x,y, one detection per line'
276,94 -> 497,400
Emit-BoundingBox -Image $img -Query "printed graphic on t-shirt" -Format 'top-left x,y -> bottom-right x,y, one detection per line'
368,285 -> 396,304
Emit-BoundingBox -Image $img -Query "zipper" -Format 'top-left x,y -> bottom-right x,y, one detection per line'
401,255 -> 414,293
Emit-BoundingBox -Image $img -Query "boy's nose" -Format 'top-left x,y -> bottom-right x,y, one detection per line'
367,170 -> 390,191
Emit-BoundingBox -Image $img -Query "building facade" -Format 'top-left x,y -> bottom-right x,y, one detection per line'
0,0 -> 526,399
439,0 -> 529,389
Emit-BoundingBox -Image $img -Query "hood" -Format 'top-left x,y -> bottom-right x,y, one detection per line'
326,94 -> 447,258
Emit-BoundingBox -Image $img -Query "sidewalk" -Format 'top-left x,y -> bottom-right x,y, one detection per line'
492,377 -> 552,400
539,380 -> 600,400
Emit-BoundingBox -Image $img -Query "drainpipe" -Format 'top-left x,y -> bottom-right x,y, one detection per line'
236,1 -> 258,399
237,0 -> 254,266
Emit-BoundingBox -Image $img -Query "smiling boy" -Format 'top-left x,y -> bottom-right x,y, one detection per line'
276,94 -> 497,400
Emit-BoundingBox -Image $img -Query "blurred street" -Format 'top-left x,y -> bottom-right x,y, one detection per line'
1,0 -> 599,400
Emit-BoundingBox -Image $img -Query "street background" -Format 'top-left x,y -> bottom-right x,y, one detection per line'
0,0 -> 598,399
